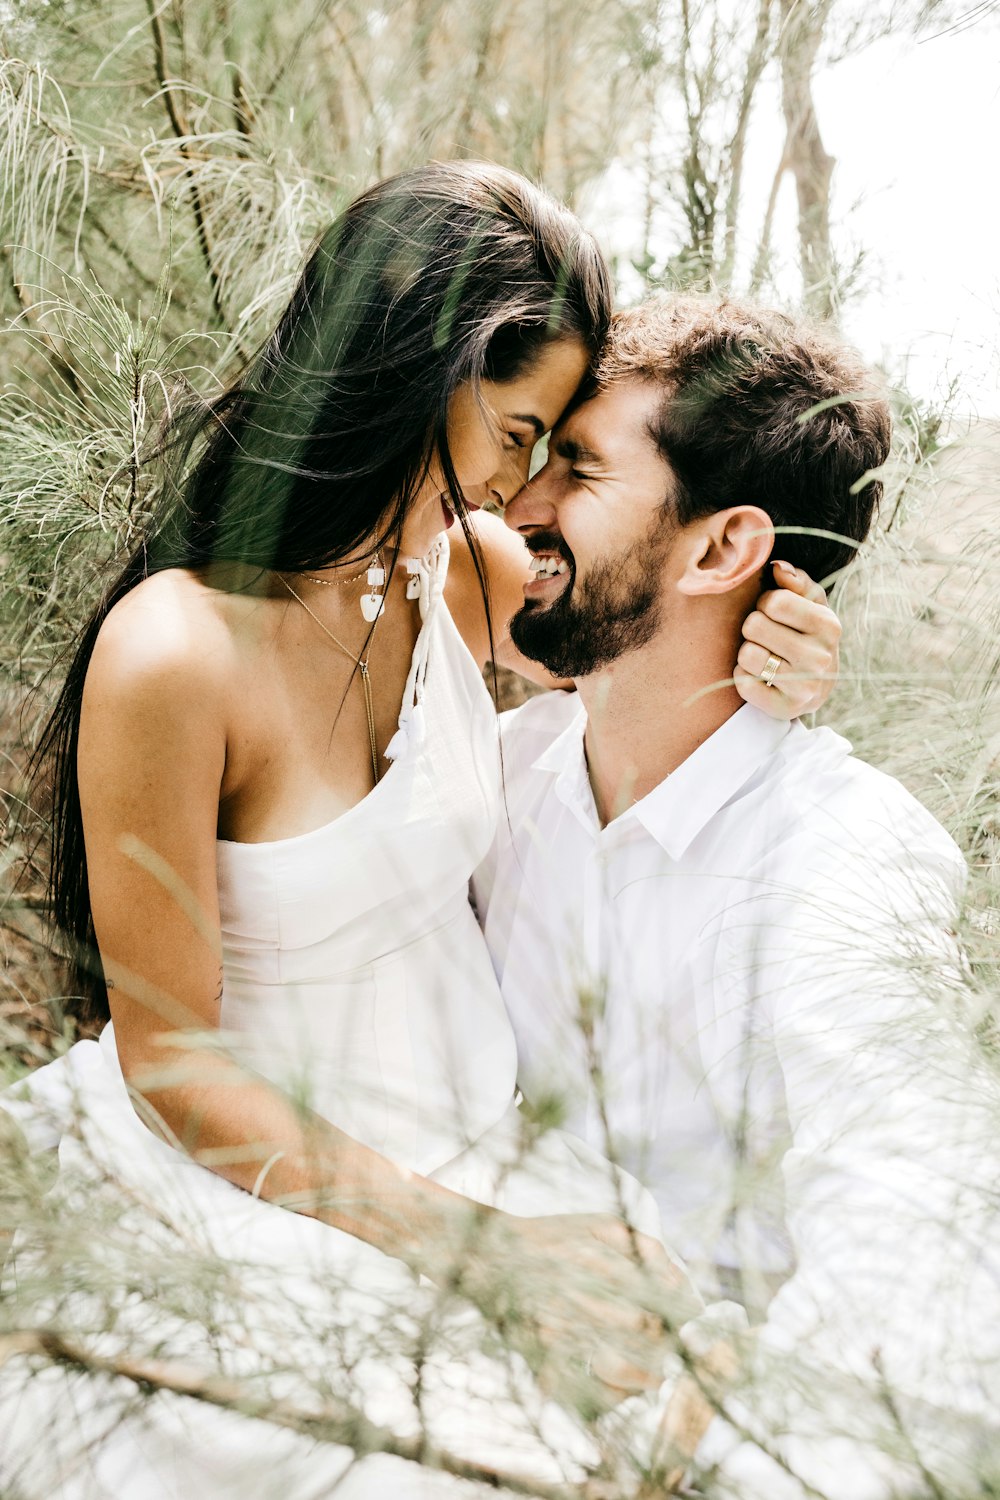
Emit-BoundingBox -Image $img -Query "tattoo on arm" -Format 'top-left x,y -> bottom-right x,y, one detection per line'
105,970 -> 223,1001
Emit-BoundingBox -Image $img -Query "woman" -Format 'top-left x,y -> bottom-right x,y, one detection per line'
2,162 -> 839,1497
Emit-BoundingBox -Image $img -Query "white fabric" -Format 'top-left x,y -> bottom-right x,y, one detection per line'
0,539 -> 676,1500
473,691 -> 1000,1497
212,535 -> 517,1174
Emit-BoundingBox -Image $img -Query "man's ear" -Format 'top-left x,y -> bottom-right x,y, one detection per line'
675,506 -> 775,597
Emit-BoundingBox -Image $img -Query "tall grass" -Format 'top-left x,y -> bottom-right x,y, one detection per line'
3,3 -> 1000,1496
821,413 -> 1000,1022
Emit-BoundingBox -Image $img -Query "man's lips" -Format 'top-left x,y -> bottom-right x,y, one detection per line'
524,543 -> 573,600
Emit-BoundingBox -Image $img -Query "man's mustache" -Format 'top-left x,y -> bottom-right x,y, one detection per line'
525,530 -> 575,569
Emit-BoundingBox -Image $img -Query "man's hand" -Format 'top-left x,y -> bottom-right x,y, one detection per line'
456,1211 -> 702,1409
736,560 -> 841,718
642,1337 -> 739,1495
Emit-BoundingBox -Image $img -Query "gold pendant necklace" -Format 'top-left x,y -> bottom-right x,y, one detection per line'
299,550 -> 383,590
280,576 -> 380,786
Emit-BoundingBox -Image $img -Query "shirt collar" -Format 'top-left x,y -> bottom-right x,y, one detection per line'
631,705 -> 793,858
530,698 -> 597,834
531,700 -> 793,858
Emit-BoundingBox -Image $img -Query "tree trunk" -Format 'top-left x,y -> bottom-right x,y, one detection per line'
720,0 -> 773,285
777,0 -> 836,319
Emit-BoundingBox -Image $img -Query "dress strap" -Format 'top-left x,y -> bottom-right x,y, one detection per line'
384,533 -> 449,765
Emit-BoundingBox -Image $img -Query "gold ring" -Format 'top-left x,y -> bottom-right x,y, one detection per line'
759,653 -> 782,688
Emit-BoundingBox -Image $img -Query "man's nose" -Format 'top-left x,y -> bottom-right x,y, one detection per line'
503,464 -> 557,533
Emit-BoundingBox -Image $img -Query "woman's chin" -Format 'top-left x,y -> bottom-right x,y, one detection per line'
401,491 -> 480,558
439,494 -> 485,531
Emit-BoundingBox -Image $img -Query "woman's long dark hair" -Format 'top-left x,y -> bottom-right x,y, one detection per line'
34,160 -> 613,1027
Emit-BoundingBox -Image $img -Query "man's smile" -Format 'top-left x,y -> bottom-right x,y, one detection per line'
528,553 -> 569,577
524,535 -> 574,603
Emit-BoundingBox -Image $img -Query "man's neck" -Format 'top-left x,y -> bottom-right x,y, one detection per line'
576,623 -> 743,827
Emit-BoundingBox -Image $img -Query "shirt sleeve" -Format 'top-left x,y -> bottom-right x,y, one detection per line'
692,805 -> 1000,1498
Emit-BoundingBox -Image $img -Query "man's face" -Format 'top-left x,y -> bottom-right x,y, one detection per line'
505,380 -> 679,679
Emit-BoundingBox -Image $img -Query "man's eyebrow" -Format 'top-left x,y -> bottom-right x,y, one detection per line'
508,412 -> 546,437
551,434 -> 603,464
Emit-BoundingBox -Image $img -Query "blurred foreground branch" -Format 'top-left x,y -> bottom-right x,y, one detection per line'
0,1328 -> 615,1500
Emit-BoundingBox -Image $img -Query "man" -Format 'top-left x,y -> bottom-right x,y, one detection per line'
473,296 -> 1000,1497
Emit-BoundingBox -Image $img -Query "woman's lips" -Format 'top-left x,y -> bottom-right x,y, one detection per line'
440,495 -> 482,530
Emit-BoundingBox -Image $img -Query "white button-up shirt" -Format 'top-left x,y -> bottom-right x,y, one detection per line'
473,692 -> 1000,1495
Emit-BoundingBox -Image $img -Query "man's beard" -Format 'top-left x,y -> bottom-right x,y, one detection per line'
509,522 -> 673,679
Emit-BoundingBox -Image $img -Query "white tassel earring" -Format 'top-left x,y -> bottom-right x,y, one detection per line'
361,556 -> 386,622
405,558 -> 422,600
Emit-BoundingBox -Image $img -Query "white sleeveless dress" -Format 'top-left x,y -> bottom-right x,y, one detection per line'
0,538 -> 680,1499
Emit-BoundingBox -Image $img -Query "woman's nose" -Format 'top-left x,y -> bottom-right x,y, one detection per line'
491,443 -> 533,509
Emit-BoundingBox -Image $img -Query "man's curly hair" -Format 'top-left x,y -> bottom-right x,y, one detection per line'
596,295 -> 892,583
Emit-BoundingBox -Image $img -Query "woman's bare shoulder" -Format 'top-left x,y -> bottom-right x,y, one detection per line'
77,570 -> 247,813
450,509 -> 530,578
445,511 -> 531,666
85,568 -> 245,718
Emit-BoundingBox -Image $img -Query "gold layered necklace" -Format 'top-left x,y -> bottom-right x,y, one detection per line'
298,552 -> 381,590
279,576 -> 381,786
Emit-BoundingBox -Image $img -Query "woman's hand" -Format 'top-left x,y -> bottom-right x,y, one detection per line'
735,560 -> 841,719
460,1211 -> 702,1408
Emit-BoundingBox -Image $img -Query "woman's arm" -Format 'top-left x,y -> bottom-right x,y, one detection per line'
447,513 -> 842,716
78,592 -> 690,1383
79,598 -> 463,1265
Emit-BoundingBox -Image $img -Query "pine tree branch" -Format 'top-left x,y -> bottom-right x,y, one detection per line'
0,1328 -> 621,1500
215,0 -> 254,144
455,9 -> 498,148
86,208 -> 161,295
262,0 -> 345,101
4,259 -> 86,407
143,0 -> 230,337
872,1349 -> 950,1500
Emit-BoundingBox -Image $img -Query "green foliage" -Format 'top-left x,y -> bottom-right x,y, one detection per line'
2,4 -> 1000,1495
817,411 -> 1000,1039
0,0 -> 683,684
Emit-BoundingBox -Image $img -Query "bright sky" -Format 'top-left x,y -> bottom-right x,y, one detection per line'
596,16 -> 1000,419
789,22 -> 999,418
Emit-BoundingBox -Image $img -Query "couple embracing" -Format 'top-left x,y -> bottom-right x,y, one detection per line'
4,161 -> 998,1500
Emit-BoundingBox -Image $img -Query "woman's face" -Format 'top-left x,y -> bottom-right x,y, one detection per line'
402,337 -> 591,556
